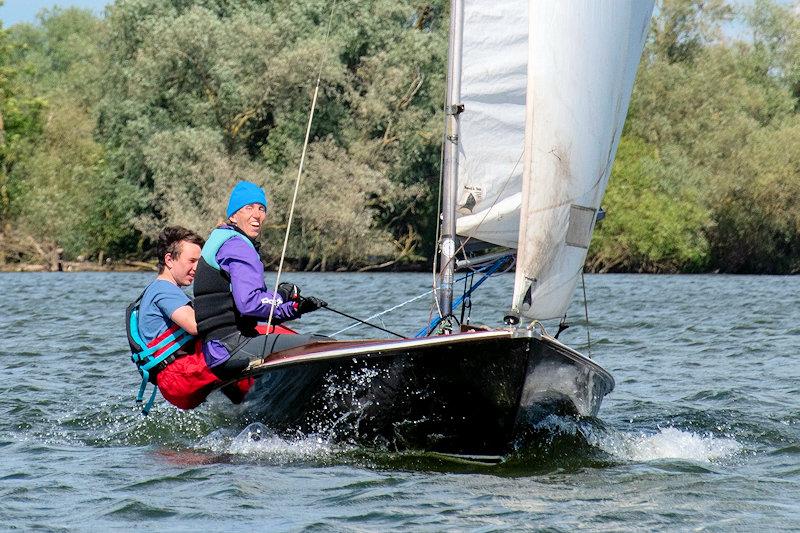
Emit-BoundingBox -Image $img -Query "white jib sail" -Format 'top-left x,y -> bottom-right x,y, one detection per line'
512,1 -> 654,321
454,0 -> 529,248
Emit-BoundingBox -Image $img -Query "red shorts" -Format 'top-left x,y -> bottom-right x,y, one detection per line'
156,346 -> 221,410
155,325 -> 296,410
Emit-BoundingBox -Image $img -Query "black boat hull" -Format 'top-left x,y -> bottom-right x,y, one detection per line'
242,330 -> 614,456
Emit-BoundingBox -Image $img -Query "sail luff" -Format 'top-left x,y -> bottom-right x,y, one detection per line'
510,1 -> 654,321
504,3 -> 539,325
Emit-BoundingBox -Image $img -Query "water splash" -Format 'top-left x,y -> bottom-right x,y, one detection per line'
197,422 -> 344,462
529,415 -> 742,464
600,426 -> 742,462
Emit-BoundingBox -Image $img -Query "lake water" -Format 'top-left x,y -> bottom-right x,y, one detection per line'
1,272 -> 798,530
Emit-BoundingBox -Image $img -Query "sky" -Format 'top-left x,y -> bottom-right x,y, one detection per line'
0,0 -> 795,32
0,0 -> 110,27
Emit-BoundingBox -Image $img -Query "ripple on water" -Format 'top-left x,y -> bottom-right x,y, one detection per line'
768,444 -> 800,456
2,273 -> 800,531
683,389 -> 738,402
105,500 -> 179,520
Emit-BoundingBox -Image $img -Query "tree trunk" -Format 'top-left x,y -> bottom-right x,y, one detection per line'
51,247 -> 64,272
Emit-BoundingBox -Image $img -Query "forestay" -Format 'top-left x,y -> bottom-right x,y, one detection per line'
511,1 -> 653,321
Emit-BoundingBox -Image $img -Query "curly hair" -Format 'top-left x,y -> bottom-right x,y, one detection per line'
157,226 -> 205,273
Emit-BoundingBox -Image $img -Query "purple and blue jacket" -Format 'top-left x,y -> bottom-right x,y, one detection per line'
199,225 -> 299,368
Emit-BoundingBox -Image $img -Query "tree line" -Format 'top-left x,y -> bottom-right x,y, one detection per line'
1,0 -> 799,273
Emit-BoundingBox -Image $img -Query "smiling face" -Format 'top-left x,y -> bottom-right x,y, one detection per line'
228,202 -> 267,239
164,241 -> 202,286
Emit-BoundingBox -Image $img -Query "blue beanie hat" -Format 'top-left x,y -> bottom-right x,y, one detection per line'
226,180 -> 268,218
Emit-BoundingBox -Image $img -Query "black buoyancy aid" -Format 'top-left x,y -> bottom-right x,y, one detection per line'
125,290 -> 194,414
193,226 -> 260,341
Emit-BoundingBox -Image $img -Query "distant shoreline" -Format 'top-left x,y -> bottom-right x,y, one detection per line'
0,260 -> 430,273
0,261 -> 156,273
1,261 -> 796,275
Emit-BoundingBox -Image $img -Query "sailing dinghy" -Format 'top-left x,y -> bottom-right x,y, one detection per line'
231,0 -> 654,457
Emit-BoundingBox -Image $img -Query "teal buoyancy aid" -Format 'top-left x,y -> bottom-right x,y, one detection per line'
193,227 -> 258,340
125,292 -> 195,415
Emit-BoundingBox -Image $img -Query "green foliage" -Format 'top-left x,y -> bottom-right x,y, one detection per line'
1,7 -> 138,262
590,138 -> 710,273
0,19 -> 46,226
276,138 -> 420,269
140,127 -> 258,236
3,0 -> 800,272
96,0 -> 445,268
9,7 -> 107,102
592,0 -> 800,273
648,0 -> 732,64
7,93 -> 140,259
627,43 -> 792,171
709,120 -> 800,273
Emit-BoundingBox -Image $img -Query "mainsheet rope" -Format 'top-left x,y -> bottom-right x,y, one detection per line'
330,289 -> 435,337
265,1 -> 337,339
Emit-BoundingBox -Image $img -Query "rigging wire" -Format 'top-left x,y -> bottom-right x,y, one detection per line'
329,268 -> 486,338
581,270 -> 592,358
330,263 -> 503,339
263,1 -> 337,359
417,254 -> 511,337
459,270 -> 474,325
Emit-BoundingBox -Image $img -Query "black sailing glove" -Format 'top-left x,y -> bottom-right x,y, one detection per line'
298,296 -> 327,314
277,282 -> 301,302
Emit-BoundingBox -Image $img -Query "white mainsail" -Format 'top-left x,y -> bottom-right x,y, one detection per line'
453,1 -> 652,321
